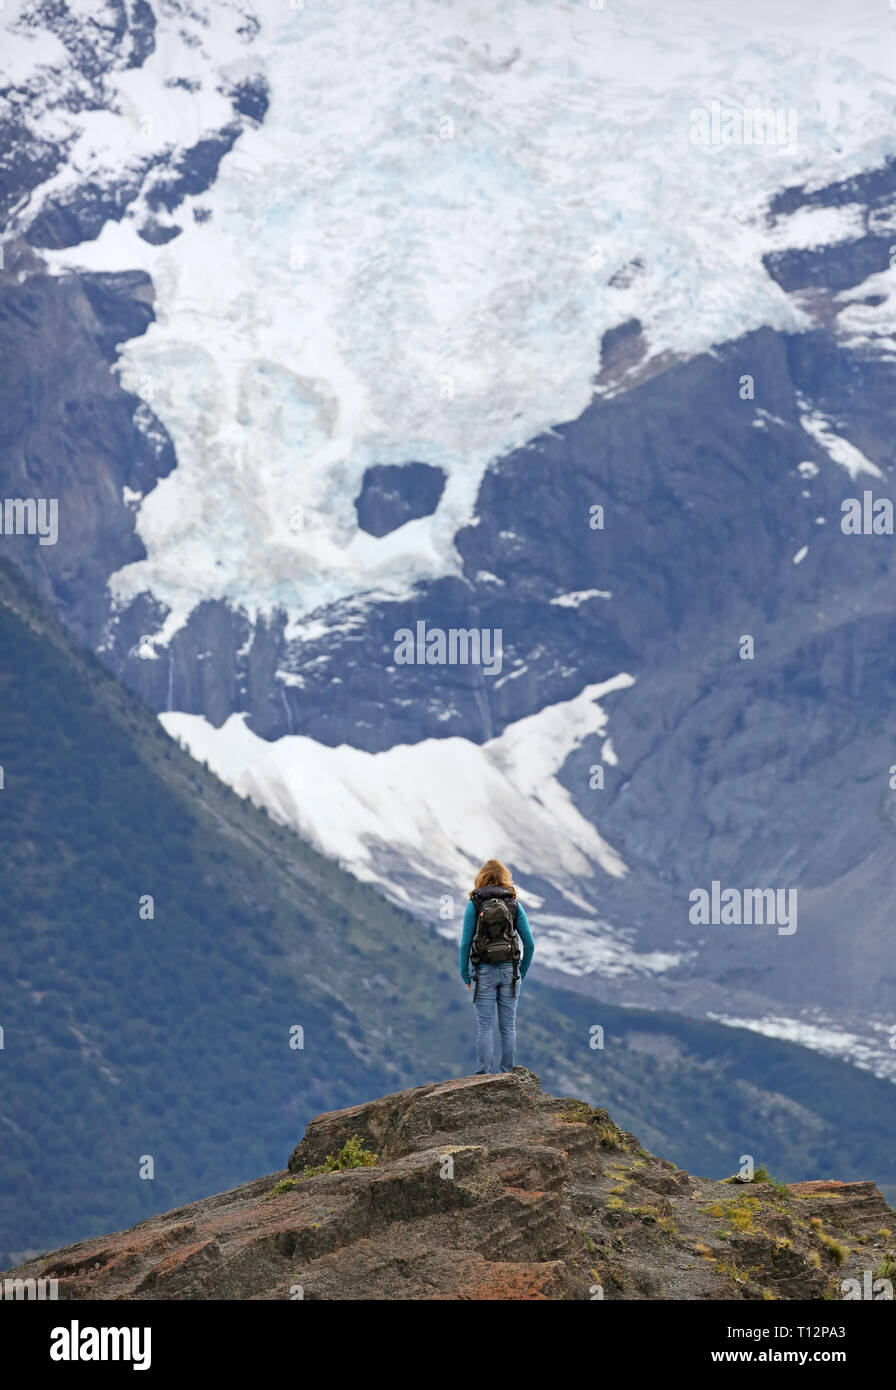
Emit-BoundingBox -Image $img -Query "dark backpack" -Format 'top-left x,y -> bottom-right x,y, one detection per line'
470,887 -> 521,996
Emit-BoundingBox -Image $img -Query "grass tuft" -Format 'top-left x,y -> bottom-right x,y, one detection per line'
301,1135 -> 379,1179
560,1102 -> 636,1151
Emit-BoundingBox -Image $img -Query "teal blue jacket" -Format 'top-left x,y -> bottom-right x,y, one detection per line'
459,897 -> 534,985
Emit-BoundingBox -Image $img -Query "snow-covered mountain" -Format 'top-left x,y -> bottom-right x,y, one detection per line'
4,0 -> 896,1079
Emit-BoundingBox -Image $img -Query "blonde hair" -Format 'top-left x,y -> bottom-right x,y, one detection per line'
470,858 -> 517,898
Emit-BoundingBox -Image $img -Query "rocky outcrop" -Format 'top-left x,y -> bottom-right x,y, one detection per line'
7,1071 -> 893,1300
354,462 -> 447,537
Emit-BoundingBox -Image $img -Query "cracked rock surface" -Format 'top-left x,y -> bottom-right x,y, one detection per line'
7,1070 -> 894,1300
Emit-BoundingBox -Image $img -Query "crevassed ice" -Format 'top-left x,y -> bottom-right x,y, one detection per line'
32,0 -> 896,634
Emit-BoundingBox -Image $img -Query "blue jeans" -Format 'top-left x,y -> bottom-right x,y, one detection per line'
472,962 -> 520,1073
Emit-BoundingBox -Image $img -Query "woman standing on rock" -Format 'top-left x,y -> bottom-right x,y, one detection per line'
459,859 -> 534,1075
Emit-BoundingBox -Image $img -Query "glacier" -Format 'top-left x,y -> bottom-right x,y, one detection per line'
6,0 -> 895,634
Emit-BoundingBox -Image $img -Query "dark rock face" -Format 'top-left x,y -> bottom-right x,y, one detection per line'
767,155 -> 896,220
0,118 -> 69,222
25,167 -> 152,249
0,0 -> 156,236
0,263 -> 175,641
22,120 -> 247,249
136,218 -> 182,245
226,75 -> 270,124
354,461 -> 447,537
2,0 -> 261,253
144,126 -> 242,216
19,0 -> 156,88
5,1072 -> 892,1300
594,316 -> 647,388
763,158 -> 896,294
764,234 -> 892,295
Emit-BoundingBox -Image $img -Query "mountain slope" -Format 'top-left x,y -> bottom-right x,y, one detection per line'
3,560 -> 896,1264
3,0 -> 896,1081
4,1070 -> 894,1301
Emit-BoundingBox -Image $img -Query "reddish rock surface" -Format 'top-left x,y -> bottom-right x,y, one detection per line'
4,1070 -> 894,1300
